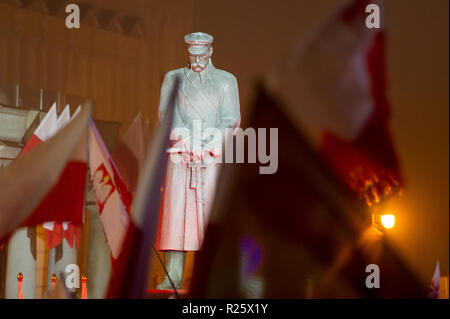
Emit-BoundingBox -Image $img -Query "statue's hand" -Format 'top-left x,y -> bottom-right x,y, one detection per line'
181,137 -> 192,153
192,146 -> 205,161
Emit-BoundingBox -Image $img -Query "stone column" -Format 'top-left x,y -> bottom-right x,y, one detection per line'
5,227 -> 36,299
86,205 -> 112,298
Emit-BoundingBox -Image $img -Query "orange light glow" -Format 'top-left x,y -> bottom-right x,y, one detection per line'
381,214 -> 395,229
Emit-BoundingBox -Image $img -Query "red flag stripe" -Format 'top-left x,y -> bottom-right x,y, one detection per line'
21,161 -> 87,226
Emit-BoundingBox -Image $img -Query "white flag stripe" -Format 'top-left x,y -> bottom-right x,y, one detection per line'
123,113 -> 145,168
89,121 -> 129,259
72,105 -> 81,119
43,221 -> 55,231
62,221 -> 70,231
35,103 -> 57,141
56,105 -> 71,130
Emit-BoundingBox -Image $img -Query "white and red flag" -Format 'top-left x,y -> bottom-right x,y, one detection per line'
20,103 -> 57,153
88,121 -> 132,259
44,105 -> 84,249
0,105 -> 91,245
265,0 -> 402,205
106,78 -> 178,298
15,103 -> 87,228
111,113 -> 146,197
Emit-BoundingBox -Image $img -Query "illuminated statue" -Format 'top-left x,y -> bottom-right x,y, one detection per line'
156,32 -> 241,289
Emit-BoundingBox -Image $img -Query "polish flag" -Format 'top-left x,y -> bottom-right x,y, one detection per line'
20,103 -> 58,154
111,113 -> 146,197
42,104 -> 71,232
89,121 -> 131,259
19,103 -> 87,228
106,78 -> 178,298
265,0 -> 402,205
0,105 -> 91,245
43,105 -> 84,249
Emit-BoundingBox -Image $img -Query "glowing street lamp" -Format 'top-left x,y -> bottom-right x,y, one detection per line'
380,214 -> 395,229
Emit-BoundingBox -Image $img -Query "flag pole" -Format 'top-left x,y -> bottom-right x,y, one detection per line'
40,89 -> 43,111
15,84 -> 19,108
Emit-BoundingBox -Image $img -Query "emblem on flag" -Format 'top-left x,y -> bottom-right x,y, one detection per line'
93,163 -> 115,214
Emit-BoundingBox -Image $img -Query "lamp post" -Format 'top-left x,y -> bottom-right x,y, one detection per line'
17,272 -> 23,299
372,213 -> 396,230
81,274 -> 88,299
51,273 -> 57,290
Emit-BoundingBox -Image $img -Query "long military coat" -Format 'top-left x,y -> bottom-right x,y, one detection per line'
156,61 -> 241,251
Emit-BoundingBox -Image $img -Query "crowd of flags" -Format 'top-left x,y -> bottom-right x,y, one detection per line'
0,91 -> 170,298
0,102 -> 137,258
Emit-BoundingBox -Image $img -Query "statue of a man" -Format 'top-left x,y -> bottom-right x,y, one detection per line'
156,32 -> 241,289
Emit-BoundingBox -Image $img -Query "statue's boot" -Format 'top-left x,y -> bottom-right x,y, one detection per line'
156,250 -> 186,290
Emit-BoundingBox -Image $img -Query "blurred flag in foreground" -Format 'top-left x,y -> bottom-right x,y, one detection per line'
428,261 -> 440,299
0,105 -> 90,244
88,121 -> 132,259
111,113 -> 146,197
19,103 -> 57,154
189,83 -> 427,298
106,78 -> 178,298
16,102 -> 87,228
265,0 -> 402,206
44,105 -> 84,249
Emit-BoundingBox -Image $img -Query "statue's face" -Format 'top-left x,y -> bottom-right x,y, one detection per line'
188,47 -> 212,73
